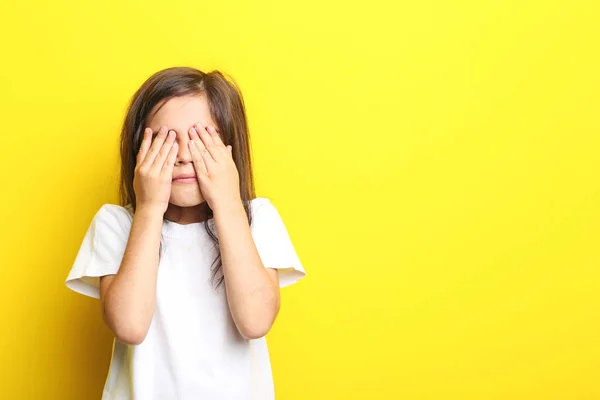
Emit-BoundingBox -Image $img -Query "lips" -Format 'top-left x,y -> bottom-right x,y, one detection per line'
173,173 -> 196,180
172,173 -> 197,183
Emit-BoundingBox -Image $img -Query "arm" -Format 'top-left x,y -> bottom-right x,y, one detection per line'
214,201 -> 281,339
100,207 -> 163,345
100,126 -> 177,345
188,123 -> 280,339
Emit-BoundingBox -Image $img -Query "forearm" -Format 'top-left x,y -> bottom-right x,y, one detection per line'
213,201 -> 280,339
101,207 -> 162,344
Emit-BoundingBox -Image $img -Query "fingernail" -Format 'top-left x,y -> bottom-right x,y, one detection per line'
191,128 -> 196,134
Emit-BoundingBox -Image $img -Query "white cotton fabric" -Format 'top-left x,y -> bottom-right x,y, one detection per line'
66,197 -> 306,400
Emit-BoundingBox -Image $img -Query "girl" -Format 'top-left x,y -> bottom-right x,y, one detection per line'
66,67 -> 306,400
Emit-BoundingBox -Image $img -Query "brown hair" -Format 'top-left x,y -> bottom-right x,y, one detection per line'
119,67 -> 255,287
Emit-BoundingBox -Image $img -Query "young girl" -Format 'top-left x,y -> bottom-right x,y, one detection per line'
66,67 -> 306,400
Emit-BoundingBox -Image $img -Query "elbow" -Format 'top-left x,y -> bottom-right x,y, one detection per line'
101,298 -> 151,345
112,325 -> 148,345
238,321 -> 274,340
237,304 -> 280,340
103,308 -> 149,345
233,284 -> 281,339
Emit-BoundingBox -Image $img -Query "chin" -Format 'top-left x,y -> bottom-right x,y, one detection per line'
169,186 -> 205,208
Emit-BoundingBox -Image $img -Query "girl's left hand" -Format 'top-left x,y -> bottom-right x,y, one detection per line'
188,123 -> 241,212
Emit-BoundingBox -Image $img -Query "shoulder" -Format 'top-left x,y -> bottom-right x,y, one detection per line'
249,197 -> 274,213
249,197 -> 282,220
248,197 -> 290,235
92,204 -> 134,232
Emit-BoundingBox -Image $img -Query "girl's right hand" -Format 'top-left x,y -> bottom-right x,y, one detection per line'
133,126 -> 178,214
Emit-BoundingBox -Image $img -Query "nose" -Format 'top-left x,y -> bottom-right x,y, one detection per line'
175,134 -> 192,165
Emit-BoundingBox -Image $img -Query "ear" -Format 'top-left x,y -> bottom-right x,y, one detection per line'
227,145 -> 232,154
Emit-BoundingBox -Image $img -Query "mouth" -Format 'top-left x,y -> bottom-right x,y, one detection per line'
172,173 -> 197,184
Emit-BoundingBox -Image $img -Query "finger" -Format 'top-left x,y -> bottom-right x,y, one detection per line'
206,126 -> 225,147
189,126 -> 207,150
161,142 -> 178,175
143,126 -> 169,167
188,137 -> 208,177
151,130 -> 177,172
207,126 -> 229,157
194,123 -> 220,162
190,126 -> 215,168
136,128 -> 153,165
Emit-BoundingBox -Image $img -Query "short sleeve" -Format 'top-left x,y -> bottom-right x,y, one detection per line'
250,198 -> 306,288
65,204 -> 133,299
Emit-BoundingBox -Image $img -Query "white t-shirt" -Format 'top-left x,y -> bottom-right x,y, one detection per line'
65,197 -> 306,400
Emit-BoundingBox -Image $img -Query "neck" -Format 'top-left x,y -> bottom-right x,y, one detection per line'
164,202 -> 211,224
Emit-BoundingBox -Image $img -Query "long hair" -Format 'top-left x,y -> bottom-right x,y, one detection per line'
119,67 -> 255,287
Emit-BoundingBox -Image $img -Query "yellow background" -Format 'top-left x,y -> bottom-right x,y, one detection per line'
1,0 -> 599,398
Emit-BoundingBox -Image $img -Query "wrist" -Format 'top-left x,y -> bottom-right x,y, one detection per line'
134,204 -> 166,221
212,197 -> 245,218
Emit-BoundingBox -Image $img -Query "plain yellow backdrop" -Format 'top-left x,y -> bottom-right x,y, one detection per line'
0,0 -> 599,399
